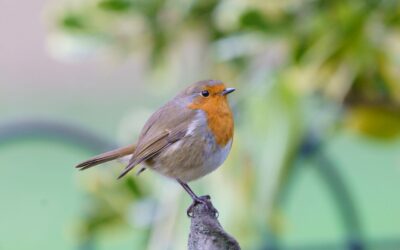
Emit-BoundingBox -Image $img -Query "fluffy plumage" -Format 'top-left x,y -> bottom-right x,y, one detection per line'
76,79 -> 234,183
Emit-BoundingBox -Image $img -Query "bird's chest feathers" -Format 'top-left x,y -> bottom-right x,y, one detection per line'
188,97 -> 234,147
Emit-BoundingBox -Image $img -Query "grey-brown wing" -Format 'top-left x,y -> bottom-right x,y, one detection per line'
117,101 -> 195,179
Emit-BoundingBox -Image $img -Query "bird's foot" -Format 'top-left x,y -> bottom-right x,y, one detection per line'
187,195 -> 218,218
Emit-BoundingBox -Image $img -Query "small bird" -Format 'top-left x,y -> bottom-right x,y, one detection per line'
76,80 -> 235,215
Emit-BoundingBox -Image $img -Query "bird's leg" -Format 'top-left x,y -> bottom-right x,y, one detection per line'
177,179 -> 217,217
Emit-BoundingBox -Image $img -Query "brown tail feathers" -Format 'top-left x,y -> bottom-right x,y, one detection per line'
75,144 -> 136,170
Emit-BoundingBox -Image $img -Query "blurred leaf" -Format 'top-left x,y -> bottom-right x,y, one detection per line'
61,14 -> 86,30
124,177 -> 144,197
240,10 -> 268,30
346,105 -> 400,139
98,0 -> 132,12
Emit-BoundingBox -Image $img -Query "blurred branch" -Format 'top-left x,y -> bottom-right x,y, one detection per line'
274,133 -> 365,249
0,119 -> 116,152
188,198 -> 241,250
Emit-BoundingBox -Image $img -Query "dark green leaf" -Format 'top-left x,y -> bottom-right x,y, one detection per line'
61,14 -> 85,30
98,0 -> 132,12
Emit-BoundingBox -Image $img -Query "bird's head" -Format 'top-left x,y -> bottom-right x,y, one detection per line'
180,80 -> 235,110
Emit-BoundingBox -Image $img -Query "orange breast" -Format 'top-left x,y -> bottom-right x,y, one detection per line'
188,96 -> 234,146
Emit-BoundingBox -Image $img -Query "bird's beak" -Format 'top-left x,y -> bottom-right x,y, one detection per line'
222,88 -> 235,96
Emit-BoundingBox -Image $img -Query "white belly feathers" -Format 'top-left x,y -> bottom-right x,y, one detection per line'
201,139 -> 232,175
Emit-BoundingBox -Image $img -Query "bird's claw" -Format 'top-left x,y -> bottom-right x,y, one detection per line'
187,195 -> 218,218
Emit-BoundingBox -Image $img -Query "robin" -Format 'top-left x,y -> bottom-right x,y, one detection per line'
76,79 -> 235,216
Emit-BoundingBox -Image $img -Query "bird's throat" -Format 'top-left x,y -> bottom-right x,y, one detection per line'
188,97 -> 234,146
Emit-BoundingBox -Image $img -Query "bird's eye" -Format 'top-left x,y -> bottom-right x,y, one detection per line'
201,90 -> 209,97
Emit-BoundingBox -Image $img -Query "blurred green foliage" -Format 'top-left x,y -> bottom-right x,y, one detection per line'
48,0 -> 400,249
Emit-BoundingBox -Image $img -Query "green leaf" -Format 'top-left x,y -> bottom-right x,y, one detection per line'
98,0 -> 132,12
240,9 -> 267,30
61,14 -> 85,30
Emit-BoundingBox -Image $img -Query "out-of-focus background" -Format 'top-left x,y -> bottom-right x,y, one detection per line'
1,0 -> 400,249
